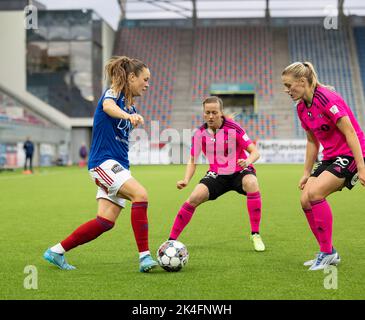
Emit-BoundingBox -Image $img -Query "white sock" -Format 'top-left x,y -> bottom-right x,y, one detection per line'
50,243 -> 65,254
139,251 -> 150,259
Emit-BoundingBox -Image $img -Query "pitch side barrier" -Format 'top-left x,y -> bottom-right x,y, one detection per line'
129,139 -> 321,165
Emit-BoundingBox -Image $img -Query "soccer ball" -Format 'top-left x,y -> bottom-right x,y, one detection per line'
156,240 -> 189,272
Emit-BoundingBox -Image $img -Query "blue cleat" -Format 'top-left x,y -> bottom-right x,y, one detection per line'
139,254 -> 158,273
43,249 -> 76,270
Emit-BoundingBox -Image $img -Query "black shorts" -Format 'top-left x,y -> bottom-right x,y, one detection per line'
310,155 -> 363,190
199,167 -> 257,200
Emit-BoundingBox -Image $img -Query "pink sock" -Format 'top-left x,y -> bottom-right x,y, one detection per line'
169,202 -> 195,240
303,208 -> 321,245
310,199 -> 333,253
246,192 -> 262,233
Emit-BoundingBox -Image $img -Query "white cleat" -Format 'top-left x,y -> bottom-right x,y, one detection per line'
250,233 -> 265,252
308,251 -> 340,271
304,255 -> 318,267
304,252 -> 341,267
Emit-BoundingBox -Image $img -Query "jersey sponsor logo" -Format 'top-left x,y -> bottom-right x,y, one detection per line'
111,164 -> 124,174
118,119 -> 132,136
334,156 -> 350,168
105,89 -> 118,99
329,105 -> 339,115
115,135 -> 128,145
242,134 -> 249,141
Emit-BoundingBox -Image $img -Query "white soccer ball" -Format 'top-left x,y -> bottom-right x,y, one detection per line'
156,240 -> 189,272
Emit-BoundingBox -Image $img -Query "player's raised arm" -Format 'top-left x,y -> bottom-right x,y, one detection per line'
177,156 -> 197,189
103,99 -> 144,127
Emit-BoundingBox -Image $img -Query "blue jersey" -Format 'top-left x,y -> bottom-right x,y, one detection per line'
88,89 -> 137,170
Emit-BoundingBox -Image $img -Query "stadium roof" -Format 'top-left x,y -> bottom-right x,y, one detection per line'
123,0 -> 365,20
37,0 -> 365,29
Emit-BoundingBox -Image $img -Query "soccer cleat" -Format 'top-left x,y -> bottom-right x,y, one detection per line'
304,254 -> 319,267
139,254 -> 158,273
308,250 -> 339,271
250,233 -> 265,252
43,249 -> 76,270
304,252 -> 341,267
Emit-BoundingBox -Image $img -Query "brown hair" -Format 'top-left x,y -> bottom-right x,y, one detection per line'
202,96 -> 236,120
282,61 -> 334,90
104,56 -> 147,108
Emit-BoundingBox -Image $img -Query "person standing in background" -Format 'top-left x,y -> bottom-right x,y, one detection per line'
23,137 -> 34,174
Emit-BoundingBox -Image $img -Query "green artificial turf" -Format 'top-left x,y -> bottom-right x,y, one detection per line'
1,164 -> 364,300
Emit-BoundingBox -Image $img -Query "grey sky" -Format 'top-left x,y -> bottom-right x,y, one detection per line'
37,0 -> 121,30
37,0 -> 365,29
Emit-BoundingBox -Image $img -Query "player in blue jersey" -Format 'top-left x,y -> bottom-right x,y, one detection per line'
43,56 -> 158,272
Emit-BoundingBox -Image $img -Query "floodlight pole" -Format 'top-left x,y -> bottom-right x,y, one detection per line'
119,0 -> 127,21
338,0 -> 344,17
265,0 -> 270,25
192,0 -> 197,29
338,0 -> 347,28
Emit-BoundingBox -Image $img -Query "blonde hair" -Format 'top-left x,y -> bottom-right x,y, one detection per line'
282,61 -> 334,91
104,56 -> 147,108
202,96 -> 237,120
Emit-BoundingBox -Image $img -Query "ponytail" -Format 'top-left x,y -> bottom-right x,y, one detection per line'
282,61 -> 334,91
104,56 -> 147,108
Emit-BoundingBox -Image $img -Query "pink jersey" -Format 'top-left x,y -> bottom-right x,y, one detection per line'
190,117 -> 254,175
297,86 -> 365,160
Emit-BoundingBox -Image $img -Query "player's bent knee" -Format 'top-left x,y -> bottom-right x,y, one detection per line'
187,195 -> 204,208
300,193 -> 310,208
96,215 -> 115,230
132,192 -> 148,202
307,189 -> 324,202
243,179 -> 259,193
186,198 -> 199,208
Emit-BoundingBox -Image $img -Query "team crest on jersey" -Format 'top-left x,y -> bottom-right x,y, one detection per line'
330,105 -> 339,115
242,134 -> 249,141
111,164 -> 124,174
